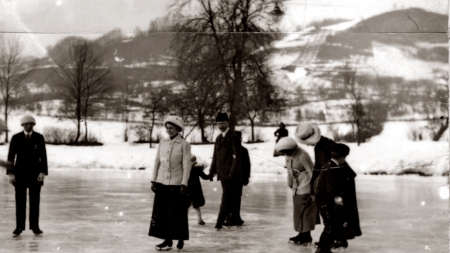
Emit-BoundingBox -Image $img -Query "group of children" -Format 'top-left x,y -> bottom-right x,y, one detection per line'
275,122 -> 361,253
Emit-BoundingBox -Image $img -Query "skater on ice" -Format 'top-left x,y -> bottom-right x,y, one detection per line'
7,115 -> 48,236
149,116 -> 191,251
187,154 -> 210,225
222,131 -> 251,227
275,137 -> 317,246
314,143 -> 362,253
295,122 -> 336,224
274,122 -> 289,143
273,122 -> 289,157
208,112 -> 242,230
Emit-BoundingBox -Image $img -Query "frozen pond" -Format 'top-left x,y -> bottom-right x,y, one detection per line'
0,169 -> 448,253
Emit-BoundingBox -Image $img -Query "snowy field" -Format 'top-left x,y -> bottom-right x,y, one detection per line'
0,114 -> 447,176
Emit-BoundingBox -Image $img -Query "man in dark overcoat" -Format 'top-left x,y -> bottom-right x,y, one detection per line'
295,122 -> 336,225
224,131 -> 250,226
209,112 -> 241,230
7,115 -> 48,235
314,143 -> 361,253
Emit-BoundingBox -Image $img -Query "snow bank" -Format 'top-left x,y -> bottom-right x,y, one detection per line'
0,115 -> 447,176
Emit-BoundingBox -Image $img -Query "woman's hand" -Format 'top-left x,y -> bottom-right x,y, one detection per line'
180,184 -> 187,195
151,182 -> 157,193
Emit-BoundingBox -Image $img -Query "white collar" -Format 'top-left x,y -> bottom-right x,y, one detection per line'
221,128 -> 229,137
24,130 -> 33,136
331,158 -> 341,165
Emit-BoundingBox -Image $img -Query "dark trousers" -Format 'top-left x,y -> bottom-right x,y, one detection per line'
217,179 -> 243,226
15,184 -> 41,230
317,204 -> 334,249
317,203 -> 346,249
229,181 -> 243,223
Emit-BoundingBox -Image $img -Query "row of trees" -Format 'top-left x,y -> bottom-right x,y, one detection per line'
0,35 -> 36,143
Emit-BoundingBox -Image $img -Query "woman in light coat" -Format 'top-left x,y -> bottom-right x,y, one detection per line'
149,116 -> 191,251
275,137 -> 317,246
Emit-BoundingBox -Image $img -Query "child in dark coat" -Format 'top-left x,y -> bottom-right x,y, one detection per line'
187,155 -> 210,225
314,143 -> 361,253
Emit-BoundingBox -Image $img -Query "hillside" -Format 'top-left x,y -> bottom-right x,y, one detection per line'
271,8 -> 448,123
19,8 -> 449,125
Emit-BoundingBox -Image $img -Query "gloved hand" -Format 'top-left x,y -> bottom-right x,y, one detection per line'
334,196 -> 343,205
208,174 -> 214,181
37,173 -> 45,182
180,185 -> 187,195
151,182 -> 157,193
8,174 -> 15,185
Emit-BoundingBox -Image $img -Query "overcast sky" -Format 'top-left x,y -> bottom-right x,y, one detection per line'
0,0 -> 447,57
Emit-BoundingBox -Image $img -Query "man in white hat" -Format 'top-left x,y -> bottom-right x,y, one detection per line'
7,115 -> 48,236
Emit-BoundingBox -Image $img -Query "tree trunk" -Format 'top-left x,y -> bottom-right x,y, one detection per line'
84,117 -> 88,142
433,117 -> 449,141
4,100 -> 8,143
356,118 -> 361,146
149,126 -> 154,148
198,113 -> 207,143
75,98 -> 81,143
84,97 -> 89,142
250,119 -> 255,142
149,109 -> 156,148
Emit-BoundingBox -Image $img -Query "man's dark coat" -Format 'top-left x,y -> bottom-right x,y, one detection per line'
7,131 -> 48,186
210,130 -> 241,226
7,131 -> 48,230
315,160 -> 362,240
210,130 -> 240,181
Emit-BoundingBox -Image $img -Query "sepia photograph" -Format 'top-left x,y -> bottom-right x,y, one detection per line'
0,0 -> 448,252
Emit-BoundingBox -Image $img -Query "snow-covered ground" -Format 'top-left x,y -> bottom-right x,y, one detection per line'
0,114 -> 447,176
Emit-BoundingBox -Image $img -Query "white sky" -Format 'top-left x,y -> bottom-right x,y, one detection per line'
0,0 -> 447,57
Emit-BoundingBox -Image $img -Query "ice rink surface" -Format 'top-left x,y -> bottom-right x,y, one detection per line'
0,170 -> 447,253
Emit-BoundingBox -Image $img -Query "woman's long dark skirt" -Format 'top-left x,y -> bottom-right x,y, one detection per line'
149,183 -> 189,240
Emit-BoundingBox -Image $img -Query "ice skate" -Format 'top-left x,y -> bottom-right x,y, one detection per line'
32,228 -> 43,235
288,234 -> 301,244
176,240 -> 184,251
331,240 -> 348,251
155,240 -> 173,251
297,232 -> 312,246
297,239 -> 312,246
12,228 -> 22,236
315,247 -> 333,253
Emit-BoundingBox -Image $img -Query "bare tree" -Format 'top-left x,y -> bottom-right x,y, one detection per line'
241,76 -> 285,142
0,35 -> 35,143
166,89 -> 197,138
339,65 -> 390,145
171,0 -> 276,130
54,38 -> 112,143
174,52 -> 225,142
142,87 -> 170,148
